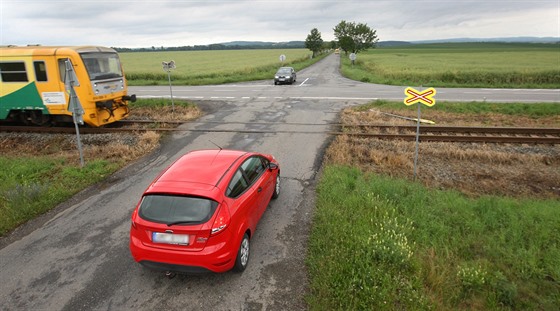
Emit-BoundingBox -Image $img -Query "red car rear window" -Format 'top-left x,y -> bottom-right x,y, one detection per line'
139,194 -> 218,225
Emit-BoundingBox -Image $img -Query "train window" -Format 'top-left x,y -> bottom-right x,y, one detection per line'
58,58 -> 79,86
81,52 -> 123,80
34,61 -> 48,82
0,62 -> 28,82
58,59 -> 67,82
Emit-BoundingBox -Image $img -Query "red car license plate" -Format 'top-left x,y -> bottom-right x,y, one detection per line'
152,232 -> 189,245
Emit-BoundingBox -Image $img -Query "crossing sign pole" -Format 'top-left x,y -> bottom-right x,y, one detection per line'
64,59 -> 85,168
413,102 -> 421,181
162,60 -> 176,114
404,87 -> 437,181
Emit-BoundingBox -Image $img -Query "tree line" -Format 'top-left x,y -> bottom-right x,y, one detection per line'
113,42 -> 305,53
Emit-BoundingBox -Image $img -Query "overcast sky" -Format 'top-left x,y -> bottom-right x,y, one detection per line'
1,0 -> 558,48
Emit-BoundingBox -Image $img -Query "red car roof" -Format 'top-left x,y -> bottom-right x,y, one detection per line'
144,149 -> 248,198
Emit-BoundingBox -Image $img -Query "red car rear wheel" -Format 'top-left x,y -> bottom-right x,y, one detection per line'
233,233 -> 250,272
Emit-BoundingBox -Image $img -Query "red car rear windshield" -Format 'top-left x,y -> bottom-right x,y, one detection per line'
138,195 -> 218,225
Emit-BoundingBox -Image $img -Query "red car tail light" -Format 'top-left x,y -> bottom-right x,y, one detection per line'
131,209 -> 139,229
211,204 -> 230,236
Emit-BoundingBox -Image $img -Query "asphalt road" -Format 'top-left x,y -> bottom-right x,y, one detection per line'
130,57 -> 560,103
0,54 -> 558,311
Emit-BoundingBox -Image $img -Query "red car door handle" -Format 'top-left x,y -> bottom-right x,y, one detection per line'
257,187 -> 262,193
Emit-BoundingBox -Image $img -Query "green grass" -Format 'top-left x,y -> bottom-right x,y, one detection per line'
307,165 -> 560,310
0,157 -> 119,236
0,98 -> 185,237
355,100 -> 560,117
340,43 -> 560,88
129,97 -> 198,109
121,49 -> 327,85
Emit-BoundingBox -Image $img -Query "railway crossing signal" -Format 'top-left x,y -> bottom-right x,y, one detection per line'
162,60 -> 176,113
162,60 -> 176,72
404,87 -> 437,181
404,87 -> 436,107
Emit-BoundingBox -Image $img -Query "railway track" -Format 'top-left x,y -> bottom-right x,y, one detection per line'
341,124 -> 560,144
1,121 -> 559,144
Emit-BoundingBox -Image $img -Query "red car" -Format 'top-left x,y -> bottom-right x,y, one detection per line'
129,149 -> 280,274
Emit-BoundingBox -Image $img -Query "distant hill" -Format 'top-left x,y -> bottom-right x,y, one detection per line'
218,37 -> 559,47
220,41 -> 277,46
220,41 -> 305,48
377,41 -> 412,47
114,37 -> 558,52
115,40 -> 306,52
412,37 -> 559,44
220,40 -> 414,48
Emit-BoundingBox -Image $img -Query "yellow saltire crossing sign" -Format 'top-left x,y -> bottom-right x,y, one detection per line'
404,87 -> 437,107
403,87 -> 437,181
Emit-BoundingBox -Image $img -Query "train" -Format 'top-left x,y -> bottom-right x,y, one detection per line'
0,45 -> 135,127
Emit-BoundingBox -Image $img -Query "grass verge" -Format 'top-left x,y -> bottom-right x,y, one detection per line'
307,165 -> 560,310
0,158 -> 119,235
353,100 -> 560,118
0,99 -> 198,237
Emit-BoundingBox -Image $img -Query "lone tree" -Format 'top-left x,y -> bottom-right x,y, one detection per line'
333,20 -> 378,54
305,28 -> 324,58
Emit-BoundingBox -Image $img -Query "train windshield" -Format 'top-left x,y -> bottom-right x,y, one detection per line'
80,52 -> 123,80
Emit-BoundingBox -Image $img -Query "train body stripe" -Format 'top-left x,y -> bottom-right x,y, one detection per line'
0,82 -> 47,118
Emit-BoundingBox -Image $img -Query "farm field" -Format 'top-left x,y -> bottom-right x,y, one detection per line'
120,48 -> 319,85
119,43 -> 560,88
340,42 -> 560,88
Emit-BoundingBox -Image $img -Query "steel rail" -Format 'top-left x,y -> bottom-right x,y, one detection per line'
341,133 -> 560,144
119,120 -> 560,133
119,120 -> 560,135
346,125 -> 560,135
2,125 -> 559,144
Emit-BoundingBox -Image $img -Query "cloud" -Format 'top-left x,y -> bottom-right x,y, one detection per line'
1,0 -> 558,48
